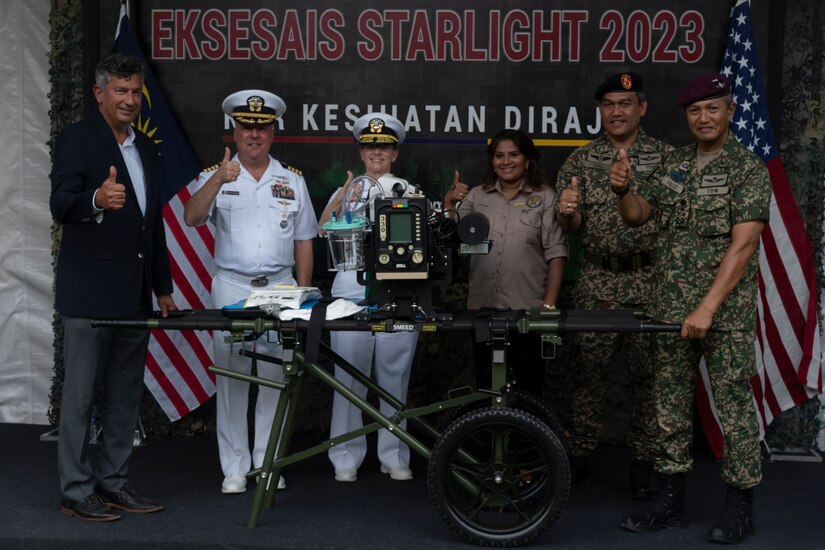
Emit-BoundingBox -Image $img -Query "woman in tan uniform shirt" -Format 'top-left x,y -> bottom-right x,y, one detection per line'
444,128 -> 567,395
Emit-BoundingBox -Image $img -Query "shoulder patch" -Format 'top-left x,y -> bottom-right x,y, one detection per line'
280,161 -> 302,176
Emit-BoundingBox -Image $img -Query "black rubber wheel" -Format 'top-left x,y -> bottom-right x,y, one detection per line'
446,388 -> 567,451
427,407 -> 570,547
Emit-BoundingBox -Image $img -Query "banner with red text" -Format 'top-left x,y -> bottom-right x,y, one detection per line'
101,1 -> 772,204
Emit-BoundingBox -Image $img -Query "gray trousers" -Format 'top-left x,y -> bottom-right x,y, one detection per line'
58,315 -> 149,501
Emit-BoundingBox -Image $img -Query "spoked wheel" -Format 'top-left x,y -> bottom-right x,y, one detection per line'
447,388 -> 567,451
427,407 -> 570,547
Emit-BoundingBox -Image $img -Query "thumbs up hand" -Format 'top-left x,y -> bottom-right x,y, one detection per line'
216,147 -> 241,185
329,171 -> 353,214
610,149 -> 632,196
559,176 -> 581,217
444,170 -> 469,209
96,165 -> 127,210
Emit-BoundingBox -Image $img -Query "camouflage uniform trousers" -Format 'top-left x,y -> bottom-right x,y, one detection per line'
566,295 -> 657,461
652,330 -> 762,488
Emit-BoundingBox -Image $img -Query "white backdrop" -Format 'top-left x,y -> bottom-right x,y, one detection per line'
0,0 -> 53,424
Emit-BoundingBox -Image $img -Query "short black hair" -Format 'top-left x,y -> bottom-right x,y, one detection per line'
94,53 -> 145,89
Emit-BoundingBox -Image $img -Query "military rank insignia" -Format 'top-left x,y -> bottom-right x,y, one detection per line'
272,183 -> 295,200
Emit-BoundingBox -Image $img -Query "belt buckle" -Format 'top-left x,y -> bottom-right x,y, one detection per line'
251,276 -> 269,287
609,256 -> 620,272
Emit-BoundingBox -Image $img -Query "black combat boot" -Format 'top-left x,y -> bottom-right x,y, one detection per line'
621,472 -> 687,532
708,485 -> 754,544
568,454 -> 590,486
629,459 -> 655,500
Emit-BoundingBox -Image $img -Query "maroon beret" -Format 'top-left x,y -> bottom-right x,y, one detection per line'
595,72 -> 644,100
676,73 -> 731,107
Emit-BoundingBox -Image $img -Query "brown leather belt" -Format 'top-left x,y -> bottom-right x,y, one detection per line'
584,250 -> 655,272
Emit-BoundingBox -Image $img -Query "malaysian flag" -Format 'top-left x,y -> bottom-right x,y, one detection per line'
695,0 -> 823,457
114,6 -> 217,421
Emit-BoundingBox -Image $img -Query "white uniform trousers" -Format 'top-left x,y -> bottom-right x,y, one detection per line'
212,272 -> 294,476
328,330 -> 418,471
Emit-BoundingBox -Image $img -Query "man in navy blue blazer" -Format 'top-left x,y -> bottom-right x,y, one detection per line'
50,53 -> 176,522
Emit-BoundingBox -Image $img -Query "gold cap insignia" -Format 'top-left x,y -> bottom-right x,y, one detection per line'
369,118 -> 385,134
247,96 -> 264,113
621,74 -> 632,90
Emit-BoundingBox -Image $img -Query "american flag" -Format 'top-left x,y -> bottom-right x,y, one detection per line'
695,0 -> 823,457
115,7 -> 217,421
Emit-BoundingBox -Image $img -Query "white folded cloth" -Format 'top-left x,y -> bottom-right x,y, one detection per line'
278,299 -> 365,321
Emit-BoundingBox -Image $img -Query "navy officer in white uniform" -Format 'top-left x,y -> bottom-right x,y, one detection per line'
318,113 -> 418,482
184,90 -> 317,494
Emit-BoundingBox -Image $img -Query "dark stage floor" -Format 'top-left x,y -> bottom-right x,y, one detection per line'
1,422 -> 822,549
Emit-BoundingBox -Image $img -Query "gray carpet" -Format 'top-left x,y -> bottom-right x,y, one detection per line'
0,423 -> 822,549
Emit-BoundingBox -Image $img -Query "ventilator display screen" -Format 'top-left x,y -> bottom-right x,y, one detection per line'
389,212 -> 412,242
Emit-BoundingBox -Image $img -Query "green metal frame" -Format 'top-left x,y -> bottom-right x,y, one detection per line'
91,307 -> 679,537
209,314 -> 544,528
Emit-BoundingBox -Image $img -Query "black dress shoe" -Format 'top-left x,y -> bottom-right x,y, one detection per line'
97,485 -> 163,514
60,494 -> 122,522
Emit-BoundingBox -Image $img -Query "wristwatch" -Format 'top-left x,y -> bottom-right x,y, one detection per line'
612,184 -> 629,198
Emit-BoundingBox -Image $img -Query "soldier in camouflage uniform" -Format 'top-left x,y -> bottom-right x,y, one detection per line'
556,73 -> 671,499
614,73 -> 770,545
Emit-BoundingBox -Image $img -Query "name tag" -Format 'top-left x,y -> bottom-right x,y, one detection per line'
701,174 -> 728,187
221,190 -> 239,195
696,186 -> 730,196
661,177 -> 685,194
582,160 -> 612,170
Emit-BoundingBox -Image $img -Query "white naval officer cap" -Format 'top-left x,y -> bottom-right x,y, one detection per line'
222,89 -> 286,126
352,112 -> 406,145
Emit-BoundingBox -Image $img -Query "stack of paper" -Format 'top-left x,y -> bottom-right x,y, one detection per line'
244,286 -> 322,310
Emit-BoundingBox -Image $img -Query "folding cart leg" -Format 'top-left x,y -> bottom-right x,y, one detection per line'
248,371 -> 297,528
264,374 -> 305,509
